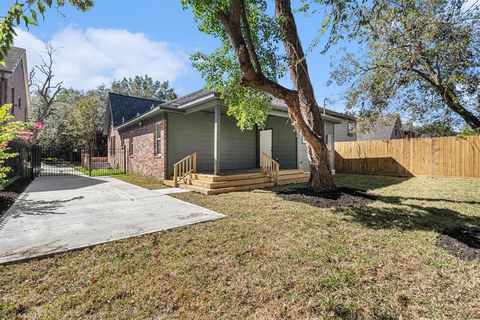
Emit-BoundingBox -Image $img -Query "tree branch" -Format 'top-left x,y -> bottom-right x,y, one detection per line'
216,1 -> 295,100
240,0 -> 262,73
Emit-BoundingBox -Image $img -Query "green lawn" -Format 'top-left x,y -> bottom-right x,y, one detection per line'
113,173 -> 169,189
74,166 -> 124,177
0,174 -> 479,319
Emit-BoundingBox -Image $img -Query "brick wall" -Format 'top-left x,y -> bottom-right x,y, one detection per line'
108,113 -> 168,179
2,61 -> 29,122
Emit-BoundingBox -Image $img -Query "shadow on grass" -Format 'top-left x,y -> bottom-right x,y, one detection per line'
274,183 -> 480,260
333,174 -> 412,191
337,199 -> 480,261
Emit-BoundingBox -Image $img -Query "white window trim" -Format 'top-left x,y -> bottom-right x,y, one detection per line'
155,122 -> 162,156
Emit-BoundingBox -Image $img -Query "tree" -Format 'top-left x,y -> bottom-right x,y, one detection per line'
111,75 -> 177,101
330,0 -> 480,129
68,96 -> 100,149
35,88 -> 83,150
0,1 -> 93,61
182,0 -> 337,189
29,41 -> 63,140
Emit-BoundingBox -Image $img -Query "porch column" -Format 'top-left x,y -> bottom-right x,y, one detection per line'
214,105 -> 221,175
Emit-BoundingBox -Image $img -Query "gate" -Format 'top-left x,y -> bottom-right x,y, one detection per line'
31,145 -> 127,177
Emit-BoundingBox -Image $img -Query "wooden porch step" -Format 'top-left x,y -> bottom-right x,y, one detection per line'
278,177 -> 309,186
185,176 -> 273,189
278,173 -> 309,180
192,172 -> 267,182
164,169 -> 309,195
163,179 -> 275,195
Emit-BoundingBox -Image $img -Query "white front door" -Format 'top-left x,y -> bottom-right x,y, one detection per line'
259,129 -> 272,166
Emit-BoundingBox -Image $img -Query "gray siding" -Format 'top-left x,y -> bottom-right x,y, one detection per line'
334,119 -> 356,142
265,116 -> 297,169
167,111 -> 256,176
297,120 -> 335,172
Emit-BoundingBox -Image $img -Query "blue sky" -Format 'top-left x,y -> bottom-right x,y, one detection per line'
4,0 -> 352,112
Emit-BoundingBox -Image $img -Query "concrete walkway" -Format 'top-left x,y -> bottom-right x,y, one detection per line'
0,176 -> 224,264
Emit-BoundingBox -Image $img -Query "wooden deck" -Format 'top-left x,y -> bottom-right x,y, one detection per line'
164,168 -> 309,195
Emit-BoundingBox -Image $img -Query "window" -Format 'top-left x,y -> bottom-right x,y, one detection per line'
111,136 -> 116,156
155,123 -> 162,156
326,134 -> 333,150
18,97 -> 21,109
129,134 -> 133,156
10,88 -> 14,114
347,121 -> 355,137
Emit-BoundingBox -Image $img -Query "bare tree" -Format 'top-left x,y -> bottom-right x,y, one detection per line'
30,41 -> 63,123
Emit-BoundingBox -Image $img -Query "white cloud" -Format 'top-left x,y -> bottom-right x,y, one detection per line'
14,27 -> 187,90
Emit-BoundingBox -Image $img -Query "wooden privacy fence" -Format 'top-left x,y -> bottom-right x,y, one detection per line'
335,136 -> 480,178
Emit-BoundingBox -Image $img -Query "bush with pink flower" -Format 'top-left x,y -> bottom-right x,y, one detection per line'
0,104 -> 37,182
34,121 -> 46,130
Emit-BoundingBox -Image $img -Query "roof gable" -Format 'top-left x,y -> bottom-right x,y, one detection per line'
108,92 -> 163,127
0,47 -> 25,73
358,115 -> 401,141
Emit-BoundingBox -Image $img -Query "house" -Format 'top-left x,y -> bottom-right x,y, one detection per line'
104,90 -> 356,194
0,47 -> 30,121
357,114 -> 405,141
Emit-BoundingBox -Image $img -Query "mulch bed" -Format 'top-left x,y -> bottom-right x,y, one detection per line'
0,178 -> 32,217
276,187 -> 377,208
437,226 -> 480,261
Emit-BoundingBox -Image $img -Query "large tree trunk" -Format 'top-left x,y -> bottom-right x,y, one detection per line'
285,96 -> 335,190
276,0 -> 335,190
217,0 -> 336,190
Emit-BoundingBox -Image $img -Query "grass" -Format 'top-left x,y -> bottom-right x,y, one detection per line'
113,173 -> 169,189
0,174 -> 479,319
74,166 -> 125,177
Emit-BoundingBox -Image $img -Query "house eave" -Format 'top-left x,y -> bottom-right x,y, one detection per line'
114,105 -> 185,131
268,109 -> 342,124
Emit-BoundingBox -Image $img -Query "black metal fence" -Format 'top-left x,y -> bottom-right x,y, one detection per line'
80,147 -> 127,177
1,143 -> 127,179
3,141 -> 32,179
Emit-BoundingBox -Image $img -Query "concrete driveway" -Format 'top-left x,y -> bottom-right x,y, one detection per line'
0,176 -> 224,264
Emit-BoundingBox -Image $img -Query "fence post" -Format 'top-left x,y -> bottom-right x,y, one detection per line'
88,145 -> 93,176
123,145 -> 127,173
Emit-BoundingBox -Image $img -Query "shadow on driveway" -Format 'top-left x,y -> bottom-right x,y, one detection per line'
27,176 -> 107,193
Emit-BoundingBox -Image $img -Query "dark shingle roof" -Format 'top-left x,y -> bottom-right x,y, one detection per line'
109,92 -> 163,127
160,89 -> 217,109
0,47 -> 25,73
357,115 -> 400,141
270,96 -> 356,121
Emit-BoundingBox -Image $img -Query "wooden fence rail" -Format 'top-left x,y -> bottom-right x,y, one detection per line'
335,136 -> 480,178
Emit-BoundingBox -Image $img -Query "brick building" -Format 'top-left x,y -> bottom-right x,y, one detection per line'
0,47 -> 30,121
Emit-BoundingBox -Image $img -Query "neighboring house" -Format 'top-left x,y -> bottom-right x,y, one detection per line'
357,115 -> 405,141
104,90 -> 356,192
0,47 -> 30,121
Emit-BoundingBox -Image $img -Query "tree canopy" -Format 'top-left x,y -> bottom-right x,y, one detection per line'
329,0 -> 480,129
0,0 -> 93,61
111,75 -> 177,101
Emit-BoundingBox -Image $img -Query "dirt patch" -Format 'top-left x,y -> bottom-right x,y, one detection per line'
276,187 -> 377,208
437,226 -> 480,261
0,178 -> 32,217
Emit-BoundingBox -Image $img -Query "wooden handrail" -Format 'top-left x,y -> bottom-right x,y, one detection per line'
261,152 -> 280,185
173,152 -> 197,187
